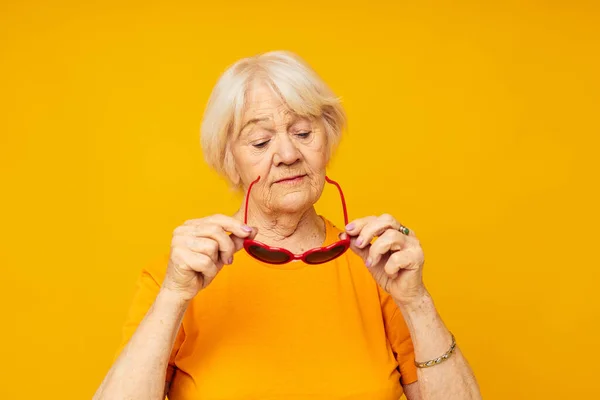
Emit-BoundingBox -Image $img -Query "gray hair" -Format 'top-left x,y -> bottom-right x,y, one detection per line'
200,50 -> 347,188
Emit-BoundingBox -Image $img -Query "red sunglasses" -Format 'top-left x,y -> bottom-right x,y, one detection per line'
243,176 -> 351,265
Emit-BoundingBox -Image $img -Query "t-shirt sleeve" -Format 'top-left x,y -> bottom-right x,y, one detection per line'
113,254 -> 185,387
378,285 -> 418,386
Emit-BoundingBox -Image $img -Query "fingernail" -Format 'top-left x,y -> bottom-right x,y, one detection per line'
366,258 -> 372,267
242,225 -> 253,232
345,223 -> 355,231
227,257 -> 233,265
356,238 -> 363,246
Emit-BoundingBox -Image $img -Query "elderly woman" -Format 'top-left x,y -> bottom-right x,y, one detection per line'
94,51 -> 481,400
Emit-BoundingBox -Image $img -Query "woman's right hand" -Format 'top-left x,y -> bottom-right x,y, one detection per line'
163,215 -> 257,301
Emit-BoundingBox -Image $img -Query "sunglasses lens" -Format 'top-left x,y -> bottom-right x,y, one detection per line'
247,245 -> 291,264
304,244 -> 347,265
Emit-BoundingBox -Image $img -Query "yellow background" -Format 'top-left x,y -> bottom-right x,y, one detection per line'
1,1 -> 599,398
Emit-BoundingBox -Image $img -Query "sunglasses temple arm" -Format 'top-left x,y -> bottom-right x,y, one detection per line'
244,176 -> 261,225
325,176 -> 349,226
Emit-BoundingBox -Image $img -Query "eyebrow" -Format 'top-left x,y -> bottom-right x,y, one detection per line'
238,112 -> 309,137
240,117 -> 271,133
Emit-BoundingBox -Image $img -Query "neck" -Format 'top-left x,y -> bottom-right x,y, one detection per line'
234,205 -> 325,254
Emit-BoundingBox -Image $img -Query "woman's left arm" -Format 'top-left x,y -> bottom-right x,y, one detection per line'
398,292 -> 480,400
343,214 -> 482,400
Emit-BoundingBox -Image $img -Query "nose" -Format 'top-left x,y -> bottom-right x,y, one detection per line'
272,134 -> 301,166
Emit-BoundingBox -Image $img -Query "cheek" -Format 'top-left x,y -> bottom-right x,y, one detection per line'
304,145 -> 328,172
304,131 -> 328,169
248,162 -> 270,187
234,149 -> 271,183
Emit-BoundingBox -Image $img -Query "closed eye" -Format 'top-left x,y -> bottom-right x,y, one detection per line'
252,140 -> 270,149
296,131 -> 312,139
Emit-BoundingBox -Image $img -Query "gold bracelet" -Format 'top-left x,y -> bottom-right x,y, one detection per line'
414,333 -> 457,368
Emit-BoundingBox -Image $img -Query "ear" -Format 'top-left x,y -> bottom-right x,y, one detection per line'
223,146 -> 241,187
320,118 -> 335,164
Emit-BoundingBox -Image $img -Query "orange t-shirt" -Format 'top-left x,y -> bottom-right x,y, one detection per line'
117,217 -> 417,400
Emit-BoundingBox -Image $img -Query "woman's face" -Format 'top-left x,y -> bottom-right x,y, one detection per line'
230,80 -> 328,216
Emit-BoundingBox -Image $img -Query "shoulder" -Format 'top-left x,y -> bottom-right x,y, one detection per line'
321,216 -> 345,244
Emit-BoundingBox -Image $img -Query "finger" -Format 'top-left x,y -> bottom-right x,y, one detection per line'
229,228 -> 258,244
339,231 -> 367,258
174,237 -> 220,265
344,216 -> 377,237
341,232 -> 370,262
229,227 -> 258,254
205,214 -> 256,237
177,225 -> 258,265
173,224 -> 214,237
355,214 -> 403,249
184,214 -> 254,238
181,251 -> 220,279
367,229 -> 407,267
177,224 -> 237,265
197,225 -> 236,263
383,251 -> 411,276
175,224 -> 250,240
225,227 -> 259,266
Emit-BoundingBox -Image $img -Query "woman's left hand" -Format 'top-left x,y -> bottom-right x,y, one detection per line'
343,214 -> 427,306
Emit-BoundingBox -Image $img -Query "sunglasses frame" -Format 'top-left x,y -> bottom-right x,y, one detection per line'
243,175 -> 351,265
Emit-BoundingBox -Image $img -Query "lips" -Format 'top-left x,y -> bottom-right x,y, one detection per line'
275,174 -> 306,183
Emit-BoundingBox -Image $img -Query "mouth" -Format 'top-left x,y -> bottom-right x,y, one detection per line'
274,174 -> 307,184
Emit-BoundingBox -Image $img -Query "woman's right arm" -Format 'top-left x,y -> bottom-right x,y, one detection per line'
93,288 -> 189,400
93,215 -> 256,400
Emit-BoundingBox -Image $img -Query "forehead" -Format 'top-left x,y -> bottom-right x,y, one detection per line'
242,80 -> 290,119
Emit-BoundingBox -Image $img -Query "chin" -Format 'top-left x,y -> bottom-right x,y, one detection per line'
273,190 -> 314,213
